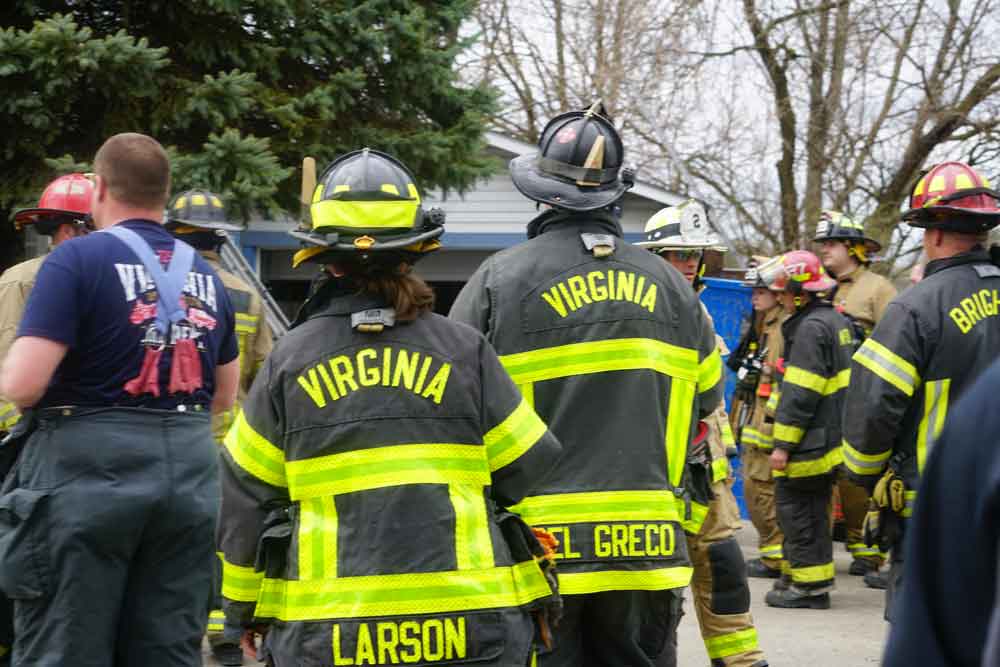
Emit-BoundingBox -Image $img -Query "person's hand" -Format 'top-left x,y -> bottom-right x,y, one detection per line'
769,448 -> 789,471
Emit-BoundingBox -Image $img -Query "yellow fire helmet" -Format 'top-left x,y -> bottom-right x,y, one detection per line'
290,148 -> 444,268
634,199 -> 728,252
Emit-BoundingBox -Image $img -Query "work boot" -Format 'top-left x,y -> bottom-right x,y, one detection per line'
765,587 -> 831,609
849,559 -> 876,576
747,558 -> 781,578
211,641 -> 244,667
772,574 -> 792,591
864,570 -> 888,590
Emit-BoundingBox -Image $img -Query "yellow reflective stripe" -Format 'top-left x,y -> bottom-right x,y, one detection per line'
499,338 -> 699,385
854,339 -> 919,396
849,545 -> 884,558
224,412 -> 287,488
783,366 -> 850,395
207,609 -> 225,632
220,554 -> 264,602
0,401 -> 19,430
841,439 -> 890,476
698,349 -> 723,392
683,500 -> 709,534
285,443 -> 490,500
765,390 -> 780,412
236,312 -> 259,334
759,544 -> 783,559
902,490 -> 916,518
772,422 -> 804,445
511,490 -> 683,526
719,420 -> 735,447
705,628 -> 760,660
484,397 -> 548,472
519,382 -> 535,408
255,561 -> 550,621
298,497 -> 338,581
741,427 -> 773,450
789,561 -> 835,583
773,447 -> 842,478
451,482 -> 494,570
711,456 -> 728,483
917,379 -> 950,473
558,567 -> 693,595
667,379 -> 696,487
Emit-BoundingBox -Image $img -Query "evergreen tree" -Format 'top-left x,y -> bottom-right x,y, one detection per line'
0,1 -> 495,267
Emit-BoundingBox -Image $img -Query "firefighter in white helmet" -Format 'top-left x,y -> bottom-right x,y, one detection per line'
637,201 -> 767,667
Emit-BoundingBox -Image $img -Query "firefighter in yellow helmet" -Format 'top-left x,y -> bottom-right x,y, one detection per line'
165,189 -> 274,666
728,260 -> 787,580
813,210 -> 897,587
637,201 -> 767,667
217,149 -> 563,666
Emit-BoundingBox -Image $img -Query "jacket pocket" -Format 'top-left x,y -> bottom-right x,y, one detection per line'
0,487 -> 50,599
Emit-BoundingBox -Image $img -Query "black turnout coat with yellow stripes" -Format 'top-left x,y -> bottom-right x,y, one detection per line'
218,292 -> 562,664
771,300 -> 853,479
843,249 -> 1000,512
450,210 -> 724,596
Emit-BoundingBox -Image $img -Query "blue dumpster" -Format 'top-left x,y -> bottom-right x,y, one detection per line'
700,277 -> 752,518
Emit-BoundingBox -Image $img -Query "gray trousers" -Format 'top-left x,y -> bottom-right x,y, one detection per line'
0,408 -> 219,666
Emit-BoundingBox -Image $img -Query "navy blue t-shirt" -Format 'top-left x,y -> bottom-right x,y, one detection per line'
18,219 -> 239,409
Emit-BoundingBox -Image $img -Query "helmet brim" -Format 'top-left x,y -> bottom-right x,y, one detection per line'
166,218 -> 244,232
802,276 -> 837,292
509,154 -> 631,212
288,224 -> 444,268
636,239 -> 728,251
903,206 -> 1000,232
813,234 -> 882,254
13,208 -> 87,233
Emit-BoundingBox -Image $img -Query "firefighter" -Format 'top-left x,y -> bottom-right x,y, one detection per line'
0,174 -> 93,432
218,148 -> 563,667
842,161 -> 1000,621
728,260 -> 786,579
0,173 -> 93,665
813,210 -> 897,582
755,251 -> 852,609
637,201 -> 767,667
0,133 -> 240,665
451,103 -> 724,667
165,189 -> 273,667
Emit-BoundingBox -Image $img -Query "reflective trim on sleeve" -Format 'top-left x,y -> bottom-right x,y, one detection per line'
666,378 -> 696,488
235,312 -> 259,334
917,379 -> 950,474
772,422 -> 804,445
773,447 -> 842,478
719,420 -> 735,447
224,411 -> 287,488
841,439 -> 890,477
683,499 -> 709,534
511,490 -> 683,526
285,443 -> 490,500
254,561 -> 552,621
559,567 -> 693,595
740,427 -> 773,451
853,338 -> 920,397
902,490 -> 916,518
0,401 -> 19,430
220,554 -> 265,603
788,561 -> 835,584
698,349 -> 723,393
499,338 -> 699,385
705,628 -> 760,660
783,366 -> 850,395
711,456 -> 729,484
759,544 -> 783,560
484,397 -> 548,472
298,496 -> 338,581
765,390 -> 780,413
207,609 -> 226,632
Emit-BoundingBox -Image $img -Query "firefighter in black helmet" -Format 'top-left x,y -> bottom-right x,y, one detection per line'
451,104 -> 724,667
166,190 -> 272,667
217,149 -> 563,667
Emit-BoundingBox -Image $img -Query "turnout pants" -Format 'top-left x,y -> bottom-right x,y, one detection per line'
775,475 -> 834,591
685,482 -> 765,667
836,469 -> 884,566
741,447 -> 783,570
541,590 -> 682,667
0,408 -> 218,667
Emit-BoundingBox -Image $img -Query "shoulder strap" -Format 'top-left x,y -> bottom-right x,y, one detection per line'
105,225 -> 196,334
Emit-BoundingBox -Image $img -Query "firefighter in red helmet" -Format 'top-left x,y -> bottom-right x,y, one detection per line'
843,161 -> 1000,620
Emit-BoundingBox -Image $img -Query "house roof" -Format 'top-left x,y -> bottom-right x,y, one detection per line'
484,131 -> 684,207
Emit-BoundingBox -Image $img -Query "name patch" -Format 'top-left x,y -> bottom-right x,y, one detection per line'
541,521 -> 680,562
331,613 -> 504,665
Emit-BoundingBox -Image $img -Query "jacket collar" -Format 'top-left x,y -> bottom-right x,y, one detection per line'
526,208 -> 624,240
924,247 -> 991,279
290,276 -> 384,329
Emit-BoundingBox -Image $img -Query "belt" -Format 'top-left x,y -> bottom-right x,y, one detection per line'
38,404 -> 209,419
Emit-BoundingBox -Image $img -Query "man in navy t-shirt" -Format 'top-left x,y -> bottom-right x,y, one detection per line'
0,133 -> 239,666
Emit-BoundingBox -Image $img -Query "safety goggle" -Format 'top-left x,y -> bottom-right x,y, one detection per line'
655,248 -> 703,261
